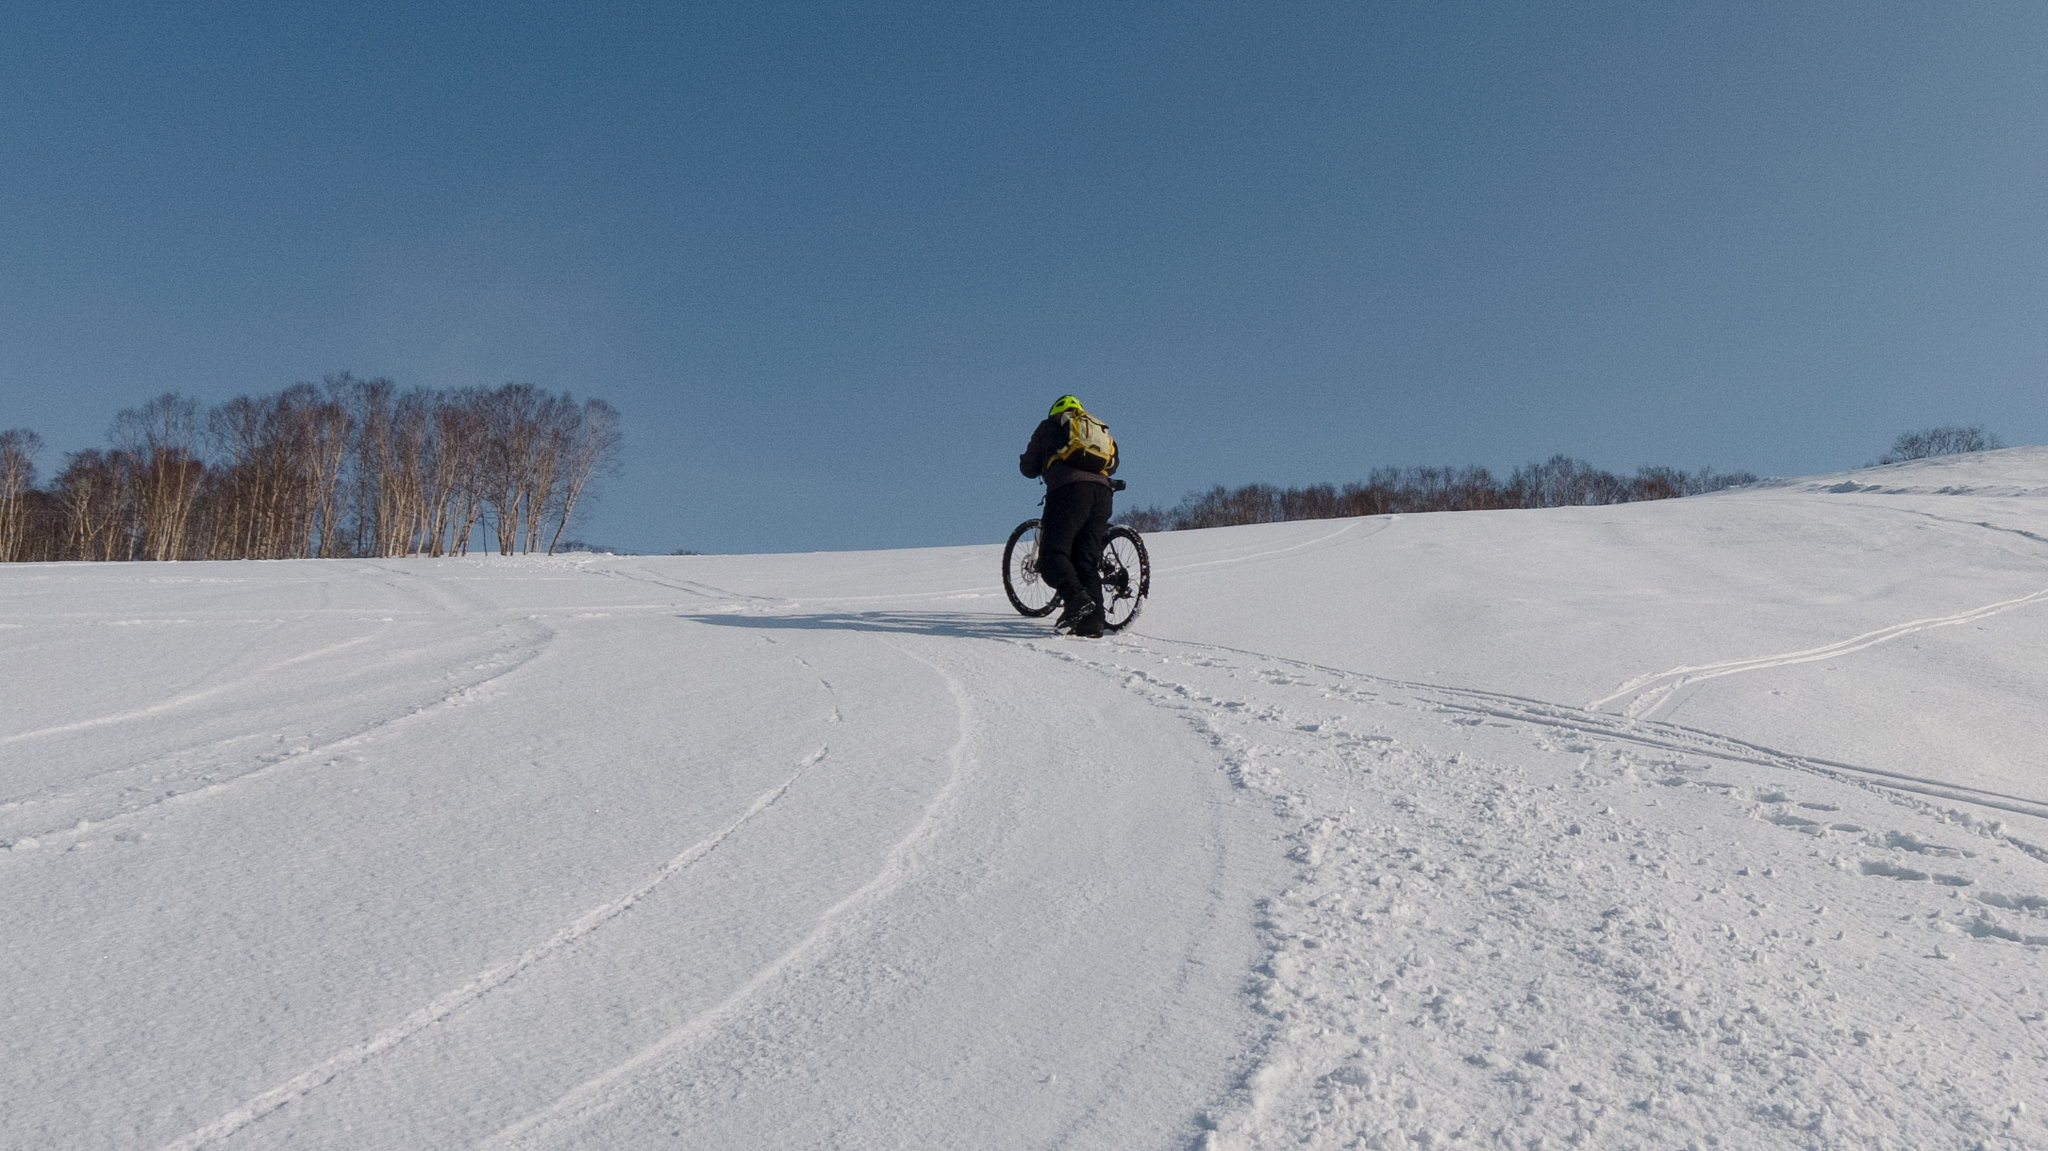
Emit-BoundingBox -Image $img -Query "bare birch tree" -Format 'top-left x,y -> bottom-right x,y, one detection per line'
429,389 -> 490,556
7,378 -> 620,562
479,384 -> 546,554
112,394 -> 205,560
53,450 -> 133,561
0,428 -> 41,562
546,398 -> 621,554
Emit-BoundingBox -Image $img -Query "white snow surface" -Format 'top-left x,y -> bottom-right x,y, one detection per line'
7,447 -> 2048,1150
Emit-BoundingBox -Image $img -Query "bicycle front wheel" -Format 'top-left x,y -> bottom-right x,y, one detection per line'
1002,519 -> 1061,617
1098,525 -> 1150,632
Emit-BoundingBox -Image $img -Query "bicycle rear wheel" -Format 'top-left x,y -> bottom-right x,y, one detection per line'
1097,525 -> 1150,632
1002,519 -> 1060,617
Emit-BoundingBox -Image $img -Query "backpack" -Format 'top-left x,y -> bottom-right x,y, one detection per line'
1048,409 -> 1116,472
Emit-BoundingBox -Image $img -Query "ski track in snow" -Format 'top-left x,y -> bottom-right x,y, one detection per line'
159,747 -> 833,1151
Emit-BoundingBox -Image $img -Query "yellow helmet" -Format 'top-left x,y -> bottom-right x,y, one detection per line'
1049,395 -> 1084,417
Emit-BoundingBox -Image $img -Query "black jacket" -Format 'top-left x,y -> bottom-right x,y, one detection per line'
1020,415 -> 1120,490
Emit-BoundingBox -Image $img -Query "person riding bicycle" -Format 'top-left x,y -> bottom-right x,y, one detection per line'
1019,395 -> 1119,637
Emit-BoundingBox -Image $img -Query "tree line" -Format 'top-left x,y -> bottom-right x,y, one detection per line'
1113,455 -> 1760,533
1874,424 -> 2002,465
0,375 -> 620,563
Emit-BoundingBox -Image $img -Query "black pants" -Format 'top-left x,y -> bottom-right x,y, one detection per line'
1039,481 -> 1113,609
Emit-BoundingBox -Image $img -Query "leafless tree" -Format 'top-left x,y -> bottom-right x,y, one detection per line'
479,384 -> 543,554
292,382 -> 352,558
545,398 -> 621,554
522,392 -> 574,555
199,386 -> 344,559
1117,458 -> 1757,531
384,388 -> 438,555
6,378 -> 621,562
205,394 -> 286,559
337,374 -> 438,557
0,428 -> 42,562
1878,425 -> 2003,464
429,389 -> 491,555
111,394 -> 205,560
53,449 -> 133,561
468,384 -> 623,556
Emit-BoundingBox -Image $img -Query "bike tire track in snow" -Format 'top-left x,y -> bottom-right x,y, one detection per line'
0,630 -> 387,747
1144,635 -> 2048,823
1587,584 -> 2048,721
157,746 -> 830,1151
483,641 -> 976,1149
1154,518 -> 1378,575
1430,695 -> 2048,822
0,618 -> 554,852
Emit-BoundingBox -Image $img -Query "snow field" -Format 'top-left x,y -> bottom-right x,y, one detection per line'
3,559 -> 1276,1150
495,636 -> 1276,1151
1052,636 -> 2048,1148
5,445 -> 2048,1149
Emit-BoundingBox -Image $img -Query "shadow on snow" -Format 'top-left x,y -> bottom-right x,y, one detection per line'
679,610 -> 1051,640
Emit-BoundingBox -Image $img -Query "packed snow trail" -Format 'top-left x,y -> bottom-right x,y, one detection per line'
4,446 -> 2048,1149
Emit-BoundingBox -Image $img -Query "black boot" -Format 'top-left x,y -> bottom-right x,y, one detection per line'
1057,598 -> 1103,637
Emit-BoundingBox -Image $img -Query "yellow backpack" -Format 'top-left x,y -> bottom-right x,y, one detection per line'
1049,409 -> 1116,471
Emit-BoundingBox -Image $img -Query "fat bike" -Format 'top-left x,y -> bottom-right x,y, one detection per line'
1001,484 -> 1151,633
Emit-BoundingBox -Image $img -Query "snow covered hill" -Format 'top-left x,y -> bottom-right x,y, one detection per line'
6,448 -> 2048,1150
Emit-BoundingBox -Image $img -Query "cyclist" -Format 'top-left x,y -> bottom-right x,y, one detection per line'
1019,395 -> 1119,637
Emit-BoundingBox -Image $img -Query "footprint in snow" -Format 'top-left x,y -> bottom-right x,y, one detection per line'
1883,830 -> 1970,858
1859,859 -> 1973,886
1978,892 -> 2048,912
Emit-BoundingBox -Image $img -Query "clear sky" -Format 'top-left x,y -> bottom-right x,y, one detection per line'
3,2 -> 2043,554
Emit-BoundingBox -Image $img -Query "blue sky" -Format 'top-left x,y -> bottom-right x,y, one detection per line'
3,2 -> 2043,553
